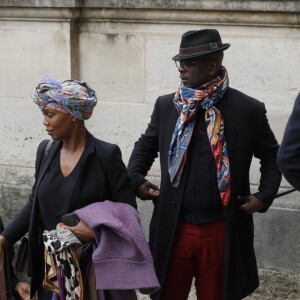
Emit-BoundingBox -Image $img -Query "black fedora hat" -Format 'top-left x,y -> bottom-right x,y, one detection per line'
172,29 -> 230,61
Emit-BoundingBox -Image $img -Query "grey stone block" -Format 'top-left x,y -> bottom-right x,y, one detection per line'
254,207 -> 300,272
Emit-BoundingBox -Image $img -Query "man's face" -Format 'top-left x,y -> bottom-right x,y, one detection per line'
176,58 -> 214,89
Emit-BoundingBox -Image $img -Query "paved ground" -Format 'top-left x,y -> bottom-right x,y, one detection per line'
136,269 -> 300,300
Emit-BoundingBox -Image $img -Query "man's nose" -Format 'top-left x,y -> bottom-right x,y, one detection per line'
178,64 -> 186,72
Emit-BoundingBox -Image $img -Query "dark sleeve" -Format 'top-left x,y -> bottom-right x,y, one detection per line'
277,93 -> 300,190
127,100 -> 159,191
252,104 -> 282,211
2,140 -> 49,244
108,145 -> 137,209
0,216 -> 19,297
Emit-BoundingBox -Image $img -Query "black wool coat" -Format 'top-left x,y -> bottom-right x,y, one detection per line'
2,131 -> 137,298
128,87 -> 282,300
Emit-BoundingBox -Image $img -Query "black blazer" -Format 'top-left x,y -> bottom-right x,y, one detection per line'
277,92 -> 300,190
2,131 -> 136,298
128,87 -> 282,300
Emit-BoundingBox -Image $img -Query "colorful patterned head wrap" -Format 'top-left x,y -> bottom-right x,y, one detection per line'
31,76 -> 97,120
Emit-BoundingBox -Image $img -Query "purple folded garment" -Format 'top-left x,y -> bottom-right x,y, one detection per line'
75,201 -> 160,296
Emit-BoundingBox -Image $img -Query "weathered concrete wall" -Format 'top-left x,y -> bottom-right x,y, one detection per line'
0,1 -> 299,297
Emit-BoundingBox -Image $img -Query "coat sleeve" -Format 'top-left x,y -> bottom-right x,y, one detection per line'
252,104 -> 282,211
0,216 -> 20,298
277,93 -> 300,190
127,99 -> 160,191
1,140 -> 49,244
107,145 -> 137,209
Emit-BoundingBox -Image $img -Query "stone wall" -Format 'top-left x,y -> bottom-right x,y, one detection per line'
0,1 -> 299,298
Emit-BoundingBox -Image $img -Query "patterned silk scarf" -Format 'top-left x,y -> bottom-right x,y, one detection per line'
168,66 -> 231,206
43,223 -> 83,300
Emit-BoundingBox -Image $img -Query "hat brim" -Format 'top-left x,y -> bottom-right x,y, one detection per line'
172,43 -> 230,61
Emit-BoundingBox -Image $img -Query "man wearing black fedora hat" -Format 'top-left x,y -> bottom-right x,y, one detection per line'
128,29 -> 281,300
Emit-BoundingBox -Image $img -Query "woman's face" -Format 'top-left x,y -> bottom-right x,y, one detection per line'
42,107 -> 74,140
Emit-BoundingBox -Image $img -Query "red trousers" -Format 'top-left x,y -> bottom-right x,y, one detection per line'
162,219 -> 226,300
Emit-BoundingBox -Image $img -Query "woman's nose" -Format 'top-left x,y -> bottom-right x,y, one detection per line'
43,117 -> 49,126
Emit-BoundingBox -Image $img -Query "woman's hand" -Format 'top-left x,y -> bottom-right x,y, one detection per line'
67,221 -> 94,243
15,282 -> 31,300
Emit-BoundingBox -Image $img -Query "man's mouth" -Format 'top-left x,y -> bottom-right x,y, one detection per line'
180,76 -> 188,82
180,77 -> 188,85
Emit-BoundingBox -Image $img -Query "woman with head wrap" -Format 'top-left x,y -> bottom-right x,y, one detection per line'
0,76 -> 137,299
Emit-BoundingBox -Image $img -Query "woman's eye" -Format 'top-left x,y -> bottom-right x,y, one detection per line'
42,111 -> 55,117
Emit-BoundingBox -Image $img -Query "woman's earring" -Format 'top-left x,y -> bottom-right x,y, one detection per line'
72,118 -> 76,122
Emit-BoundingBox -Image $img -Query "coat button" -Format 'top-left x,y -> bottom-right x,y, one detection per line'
194,183 -> 199,189
170,201 -> 176,208
199,130 -> 206,135
197,156 -> 202,162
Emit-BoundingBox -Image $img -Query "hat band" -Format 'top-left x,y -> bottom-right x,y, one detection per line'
179,41 -> 222,56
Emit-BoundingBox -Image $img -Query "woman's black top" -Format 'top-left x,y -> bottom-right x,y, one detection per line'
37,147 -> 83,230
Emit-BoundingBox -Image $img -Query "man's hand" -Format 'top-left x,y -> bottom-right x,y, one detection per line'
67,220 -> 94,243
238,195 -> 265,214
136,181 -> 160,200
15,282 -> 30,300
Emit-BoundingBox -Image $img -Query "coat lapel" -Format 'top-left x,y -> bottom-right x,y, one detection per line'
80,130 -> 96,167
218,88 -> 236,152
68,131 -> 96,209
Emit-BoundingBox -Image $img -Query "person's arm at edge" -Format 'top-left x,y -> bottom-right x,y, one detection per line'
277,92 -> 300,190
